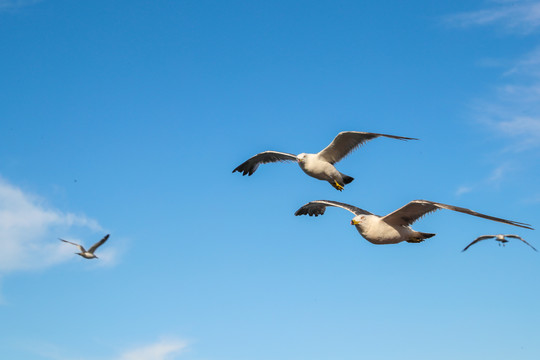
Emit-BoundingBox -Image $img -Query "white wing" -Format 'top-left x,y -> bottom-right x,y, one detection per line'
381,200 -> 533,230
317,131 -> 418,164
295,200 -> 372,217
504,235 -> 537,251
88,234 -> 110,254
59,238 -> 86,253
233,151 -> 298,176
461,235 -> 496,252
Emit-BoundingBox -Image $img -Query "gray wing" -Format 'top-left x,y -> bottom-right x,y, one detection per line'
381,200 -> 533,230
59,238 -> 86,253
504,235 -> 537,251
317,131 -> 418,165
88,234 -> 110,254
233,151 -> 298,176
294,200 -> 372,217
462,235 -> 496,252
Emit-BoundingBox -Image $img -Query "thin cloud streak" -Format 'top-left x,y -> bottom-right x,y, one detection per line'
447,0 -> 540,34
0,0 -> 42,11
118,338 -> 189,360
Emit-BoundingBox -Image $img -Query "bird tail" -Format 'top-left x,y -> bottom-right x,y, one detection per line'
419,232 -> 435,239
342,174 -> 354,184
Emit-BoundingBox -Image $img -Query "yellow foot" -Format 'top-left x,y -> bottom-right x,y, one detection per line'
332,180 -> 344,191
406,237 -> 424,243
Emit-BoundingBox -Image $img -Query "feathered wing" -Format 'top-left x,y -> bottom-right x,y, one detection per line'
88,234 -> 110,254
59,239 -> 86,253
294,200 -> 372,217
381,200 -> 534,230
317,131 -> 418,164
461,235 -> 496,252
233,151 -> 298,176
505,235 -> 538,251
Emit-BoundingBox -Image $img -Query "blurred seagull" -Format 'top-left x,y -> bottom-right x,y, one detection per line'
59,234 -> 110,259
295,200 -> 533,245
233,131 -> 417,191
462,234 -> 537,252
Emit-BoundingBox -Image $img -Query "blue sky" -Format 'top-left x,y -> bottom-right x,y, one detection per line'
1,0 -> 539,359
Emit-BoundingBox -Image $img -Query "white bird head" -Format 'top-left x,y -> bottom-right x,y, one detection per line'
297,153 -> 307,162
351,215 -> 366,226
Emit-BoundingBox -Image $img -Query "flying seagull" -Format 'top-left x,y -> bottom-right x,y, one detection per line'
295,200 -> 533,245
462,234 -> 537,252
59,234 -> 110,259
233,131 -> 417,191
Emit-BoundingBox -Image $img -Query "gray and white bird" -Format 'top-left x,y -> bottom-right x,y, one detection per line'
462,234 -> 537,252
59,234 -> 110,259
233,131 -> 417,191
295,200 -> 533,245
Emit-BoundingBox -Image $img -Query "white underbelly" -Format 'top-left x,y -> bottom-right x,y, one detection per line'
299,161 -> 338,181
354,224 -> 410,245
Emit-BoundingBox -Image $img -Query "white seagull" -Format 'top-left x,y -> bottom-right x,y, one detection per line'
59,234 -> 110,259
233,131 -> 417,191
462,234 -> 537,252
295,200 -> 533,245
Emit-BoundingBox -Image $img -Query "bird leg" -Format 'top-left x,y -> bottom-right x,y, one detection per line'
332,180 -> 344,191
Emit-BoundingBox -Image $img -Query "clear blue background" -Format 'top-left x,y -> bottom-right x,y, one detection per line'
1,1 -> 539,359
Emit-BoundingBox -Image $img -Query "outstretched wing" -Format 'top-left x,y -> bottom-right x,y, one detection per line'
382,200 -> 533,230
233,151 -> 298,176
59,238 -> 86,253
461,235 -> 496,252
317,131 -> 418,165
505,235 -> 538,251
88,234 -> 110,254
294,200 -> 372,217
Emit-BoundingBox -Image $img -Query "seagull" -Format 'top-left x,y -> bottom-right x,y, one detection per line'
295,200 -> 533,245
233,131 -> 417,191
462,234 -> 537,252
59,234 -> 110,259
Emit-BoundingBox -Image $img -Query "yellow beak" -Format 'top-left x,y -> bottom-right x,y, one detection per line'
351,219 -> 360,225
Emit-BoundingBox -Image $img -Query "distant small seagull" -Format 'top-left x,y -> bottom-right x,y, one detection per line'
462,234 -> 537,252
295,200 -> 533,245
233,131 -> 417,191
59,234 -> 110,259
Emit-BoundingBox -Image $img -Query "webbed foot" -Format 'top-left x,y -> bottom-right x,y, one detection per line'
332,180 -> 344,191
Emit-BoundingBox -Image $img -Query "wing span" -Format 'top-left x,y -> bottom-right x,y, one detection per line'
317,131 -> 418,164
233,151 -> 298,176
382,200 -> 533,230
88,234 -> 110,254
295,200 -> 372,217
461,235 -> 495,252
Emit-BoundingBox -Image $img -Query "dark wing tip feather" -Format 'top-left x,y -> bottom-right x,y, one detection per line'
294,203 -> 326,217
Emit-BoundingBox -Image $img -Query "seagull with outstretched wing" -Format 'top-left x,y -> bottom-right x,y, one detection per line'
59,234 -> 110,259
295,200 -> 533,245
233,131 -> 417,191
462,234 -> 537,252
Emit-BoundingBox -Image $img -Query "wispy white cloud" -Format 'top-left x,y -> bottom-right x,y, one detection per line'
472,47 -> 540,151
455,162 -> 515,196
0,176 -> 104,273
118,338 -> 189,360
21,337 -> 190,360
447,0 -> 540,34
455,186 -> 473,196
0,0 -> 42,11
